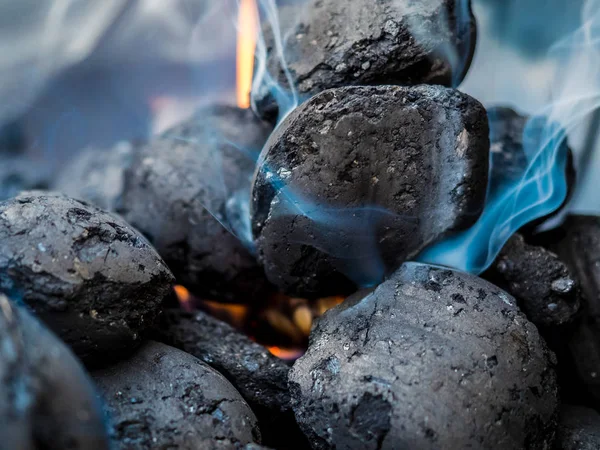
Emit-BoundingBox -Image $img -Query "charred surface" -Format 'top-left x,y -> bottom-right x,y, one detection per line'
156,308 -> 310,449
484,233 -> 580,327
255,0 -> 477,119
120,105 -> 274,303
252,85 -> 489,296
0,191 -> 174,366
289,263 -> 558,450
93,341 -> 261,450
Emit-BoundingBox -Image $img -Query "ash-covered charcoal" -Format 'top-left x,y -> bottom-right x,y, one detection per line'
548,216 -> 600,405
252,85 -> 489,296
120,105 -> 274,303
484,232 -> 580,327
289,263 -> 558,450
0,191 -> 174,366
254,0 -> 477,119
487,106 -> 575,227
53,141 -> 136,212
156,308 -> 309,449
93,341 -> 261,450
0,294 -> 109,450
0,155 -> 52,201
555,405 -> 600,450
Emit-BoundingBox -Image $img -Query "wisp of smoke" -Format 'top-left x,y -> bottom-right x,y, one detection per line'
419,0 -> 600,273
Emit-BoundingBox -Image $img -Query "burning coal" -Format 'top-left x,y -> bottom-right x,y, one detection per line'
248,0 -> 600,286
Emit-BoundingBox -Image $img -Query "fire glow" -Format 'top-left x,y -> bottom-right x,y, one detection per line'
236,0 -> 259,109
173,285 -> 343,360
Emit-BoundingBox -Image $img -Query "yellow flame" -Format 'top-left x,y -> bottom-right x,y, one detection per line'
236,0 -> 258,109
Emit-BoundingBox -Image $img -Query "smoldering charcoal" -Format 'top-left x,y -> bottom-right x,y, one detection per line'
156,308 -> 309,449
119,105 -> 274,303
289,263 -> 559,450
0,191 -> 174,366
254,0 -> 476,119
1,0 -> 599,449
252,84 -> 489,296
93,341 -> 262,450
484,232 -> 580,327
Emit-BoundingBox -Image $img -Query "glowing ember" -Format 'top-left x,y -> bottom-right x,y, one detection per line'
200,299 -> 250,330
173,285 -> 193,312
173,284 -> 346,361
236,0 -> 258,109
267,346 -> 305,361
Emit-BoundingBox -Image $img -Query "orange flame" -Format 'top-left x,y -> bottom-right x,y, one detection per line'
267,346 -> 306,361
236,0 -> 259,109
174,285 -> 194,312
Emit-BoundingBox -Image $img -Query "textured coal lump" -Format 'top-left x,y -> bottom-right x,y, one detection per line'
254,0 -> 477,119
548,216 -> 600,407
252,85 -> 489,296
484,232 -> 580,327
156,308 -> 309,449
54,141 -> 137,212
288,263 -> 559,450
555,405 -> 600,450
487,106 -> 575,227
0,294 -> 109,450
0,191 -> 174,366
93,341 -> 261,450
120,105 -> 274,302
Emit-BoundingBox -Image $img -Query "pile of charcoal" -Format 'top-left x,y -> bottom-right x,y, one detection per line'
1,0 -> 600,449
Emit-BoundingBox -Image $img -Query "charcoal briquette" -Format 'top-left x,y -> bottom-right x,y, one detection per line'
155,308 -> 309,449
252,85 -> 489,296
254,0 -> 477,119
93,341 -> 261,450
484,232 -> 580,327
288,263 -> 558,449
120,105 -> 274,302
0,191 -> 174,366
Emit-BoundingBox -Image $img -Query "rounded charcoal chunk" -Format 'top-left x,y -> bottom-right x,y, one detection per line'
93,341 -> 261,450
288,263 -> 559,450
0,191 -> 174,366
120,105 -> 274,302
252,85 -> 489,296
254,0 -> 477,119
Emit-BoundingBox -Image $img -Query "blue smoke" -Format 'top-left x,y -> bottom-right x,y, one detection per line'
250,0 -> 600,281
419,0 -> 600,273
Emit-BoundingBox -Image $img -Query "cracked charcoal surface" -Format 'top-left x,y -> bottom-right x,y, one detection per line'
54,141 -> 137,212
252,85 -> 489,296
0,294 -> 109,450
555,405 -> 600,450
487,106 -> 575,229
484,233 -> 580,327
120,105 -> 274,302
0,191 -> 174,366
547,216 -> 600,406
155,308 -> 309,449
288,263 -> 558,450
93,341 -> 261,450
254,0 -> 476,120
